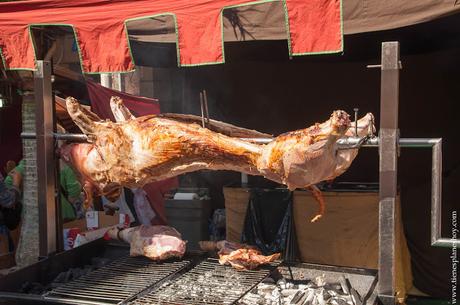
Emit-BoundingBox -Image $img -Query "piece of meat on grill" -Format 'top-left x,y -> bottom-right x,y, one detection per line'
199,240 -> 280,270
105,225 -> 186,260
61,96 -> 374,222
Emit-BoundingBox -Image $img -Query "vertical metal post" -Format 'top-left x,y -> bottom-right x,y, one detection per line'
34,60 -> 57,257
112,73 -> 123,91
378,42 -> 400,305
100,73 -> 112,88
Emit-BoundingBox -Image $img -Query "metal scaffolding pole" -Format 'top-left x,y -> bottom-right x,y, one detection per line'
34,60 -> 59,257
377,41 -> 400,305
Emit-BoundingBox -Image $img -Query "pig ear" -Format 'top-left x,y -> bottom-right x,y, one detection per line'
65,96 -> 100,139
110,96 -> 136,122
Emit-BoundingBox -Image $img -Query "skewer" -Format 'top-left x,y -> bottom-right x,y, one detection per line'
199,91 -> 206,128
353,108 -> 359,137
203,89 -> 210,126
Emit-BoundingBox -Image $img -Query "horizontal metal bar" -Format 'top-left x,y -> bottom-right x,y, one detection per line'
20,132 -> 442,150
431,238 -> 459,248
242,137 -> 440,148
21,132 -> 88,141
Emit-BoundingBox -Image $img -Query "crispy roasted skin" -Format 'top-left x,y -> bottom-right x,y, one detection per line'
61,96 -> 374,221
200,240 -> 280,270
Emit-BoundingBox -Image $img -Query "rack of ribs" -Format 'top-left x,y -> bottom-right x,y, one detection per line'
60,96 -> 374,222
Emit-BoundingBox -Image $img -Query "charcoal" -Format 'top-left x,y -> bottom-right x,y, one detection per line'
19,282 -> 32,293
263,277 -> 276,284
313,275 -> 326,287
63,269 -> 72,282
350,288 -> 362,305
281,289 -> 299,297
338,276 -> 350,295
295,291 -> 309,305
322,290 -> 332,301
20,281 -> 46,294
304,289 -> 315,305
72,267 -> 87,278
52,271 -> 68,283
324,283 -> 342,292
238,269 -> 370,305
91,256 -> 111,268
286,282 -> 295,289
298,284 -> 314,290
277,278 -> 287,289
336,298 -> 349,305
48,282 -> 63,289
290,291 -> 304,304
82,265 -> 93,275
69,268 -> 79,280
317,289 -> 328,305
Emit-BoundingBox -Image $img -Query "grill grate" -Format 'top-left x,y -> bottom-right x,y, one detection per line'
128,258 -> 278,305
43,256 -> 190,305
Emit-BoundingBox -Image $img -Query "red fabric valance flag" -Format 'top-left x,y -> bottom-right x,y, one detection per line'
86,80 -> 177,225
0,0 -> 342,73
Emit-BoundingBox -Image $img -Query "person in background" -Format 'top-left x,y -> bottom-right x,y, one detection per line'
3,154 -> 82,223
4,160 -> 16,177
4,160 -> 24,189
0,170 -> 22,231
0,169 -> 22,258
59,162 -> 83,221
56,125 -> 83,221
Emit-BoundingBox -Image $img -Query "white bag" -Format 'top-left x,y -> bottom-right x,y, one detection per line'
131,188 -> 156,225
101,189 -> 134,222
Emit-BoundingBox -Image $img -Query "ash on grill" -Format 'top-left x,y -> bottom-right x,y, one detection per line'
129,258 -> 278,305
238,269 -> 365,305
238,275 -> 363,305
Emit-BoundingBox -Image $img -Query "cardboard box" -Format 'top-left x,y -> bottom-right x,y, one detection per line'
63,211 -> 129,231
63,211 -> 130,250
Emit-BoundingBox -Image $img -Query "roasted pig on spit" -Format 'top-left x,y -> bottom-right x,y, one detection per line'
199,240 -> 280,270
61,96 -> 374,222
105,225 -> 186,260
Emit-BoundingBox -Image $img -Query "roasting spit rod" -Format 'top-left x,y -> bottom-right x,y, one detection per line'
199,92 -> 206,128
21,132 -> 438,148
21,132 -> 88,142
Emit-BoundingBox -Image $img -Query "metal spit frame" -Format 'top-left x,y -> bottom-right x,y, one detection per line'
26,41 -> 453,305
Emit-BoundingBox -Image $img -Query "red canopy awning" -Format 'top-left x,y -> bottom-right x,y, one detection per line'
0,0 -> 342,73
